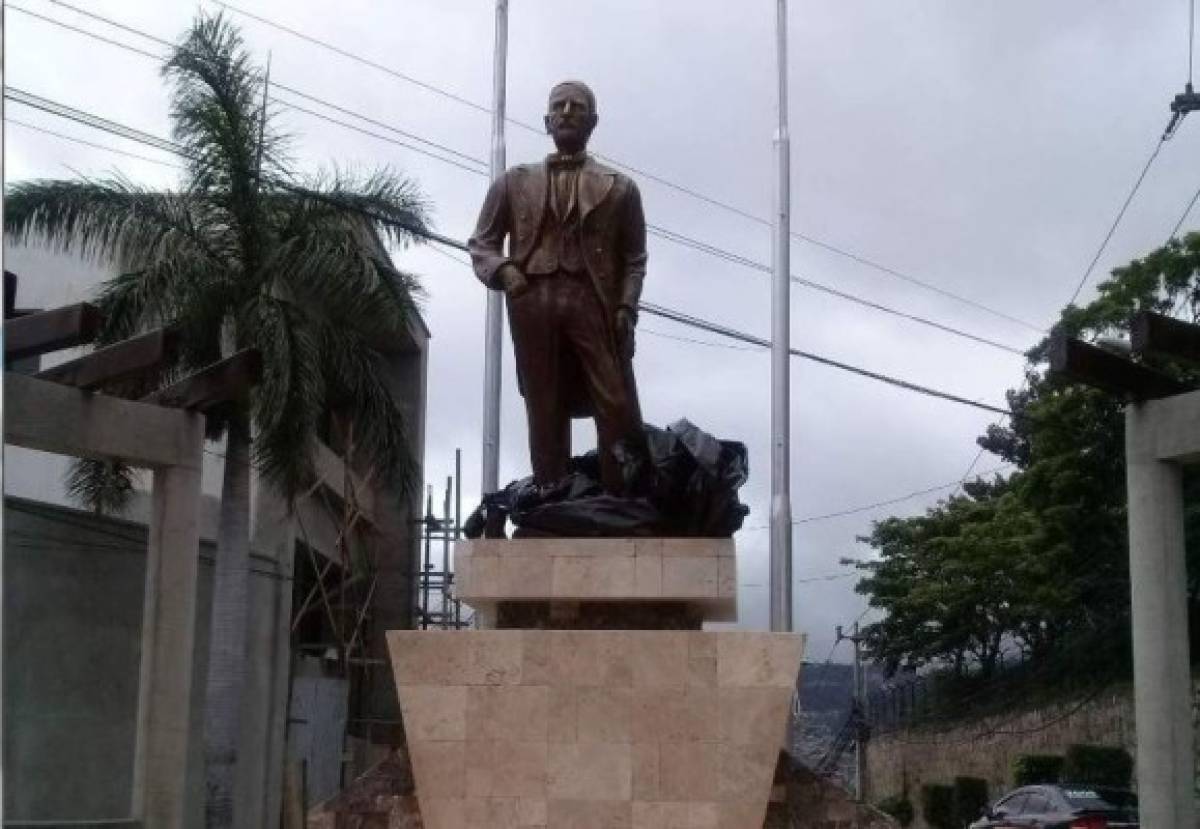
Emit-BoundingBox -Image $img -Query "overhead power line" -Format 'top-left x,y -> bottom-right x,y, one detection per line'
638,302 -> 1011,415
6,117 -> 180,168
9,95 -> 1027,583
14,1 -> 1031,360
1170,180 -> 1200,241
1064,134 -> 1168,307
12,3 -> 490,175
43,0 -> 483,168
4,89 -> 1012,419
201,0 -> 1045,334
413,236 -> 1012,413
741,463 -> 1010,530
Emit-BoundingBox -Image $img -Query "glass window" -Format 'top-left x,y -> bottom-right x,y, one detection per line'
994,793 -> 1028,816
1022,793 -> 1051,814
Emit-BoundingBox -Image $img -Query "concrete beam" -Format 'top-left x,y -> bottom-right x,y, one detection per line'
37,328 -> 179,391
4,372 -> 203,469
143,348 -> 262,413
1142,388 -> 1200,462
4,302 -> 103,361
1049,335 -> 1190,401
1125,402 -> 1196,829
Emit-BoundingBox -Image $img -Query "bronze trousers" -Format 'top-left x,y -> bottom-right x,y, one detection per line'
507,271 -> 641,493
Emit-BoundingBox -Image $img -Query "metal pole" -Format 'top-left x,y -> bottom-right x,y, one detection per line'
480,0 -> 509,495
442,476 -> 452,628
454,448 -> 463,539
769,0 -> 794,633
421,486 -> 432,630
454,448 -> 462,628
852,622 -> 866,802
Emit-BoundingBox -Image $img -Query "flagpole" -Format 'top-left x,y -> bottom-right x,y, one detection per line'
769,0 -> 794,633
480,0 -> 508,496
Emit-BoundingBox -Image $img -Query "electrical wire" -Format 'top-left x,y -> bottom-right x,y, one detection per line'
4,88 -> 1016,418
10,113 -> 1032,552
1065,135 -> 1167,307
740,464 -> 1010,530
16,1 -> 1035,358
202,0 -> 1047,335
39,0 -> 487,168
639,301 -> 1012,415
5,117 -> 181,168
953,126 -> 1175,490
638,326 -> 763,352
12,3 -> 490,175
1170,178 -> 1200,241
646,222 -> 1027,356
268,95 -> 488,176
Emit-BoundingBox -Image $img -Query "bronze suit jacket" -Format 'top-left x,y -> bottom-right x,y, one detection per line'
469,156 -> 647,414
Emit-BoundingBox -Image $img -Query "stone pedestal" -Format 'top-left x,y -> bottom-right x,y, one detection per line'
387,539 -> 804,829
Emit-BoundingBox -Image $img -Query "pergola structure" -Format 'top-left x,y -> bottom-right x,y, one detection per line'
1050,312 -> 1200,829
3,296 -> 261,826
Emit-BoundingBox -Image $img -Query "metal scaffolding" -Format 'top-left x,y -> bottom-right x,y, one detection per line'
416,448 -> 472,629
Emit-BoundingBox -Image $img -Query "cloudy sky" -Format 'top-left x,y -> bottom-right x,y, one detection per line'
6,0 -> 1198,661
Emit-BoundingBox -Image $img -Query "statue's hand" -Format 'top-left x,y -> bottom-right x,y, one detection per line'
500,264 -> 530,298
616,306 -> 636,360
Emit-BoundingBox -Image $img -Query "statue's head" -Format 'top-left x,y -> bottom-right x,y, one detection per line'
544,80 -> 597,154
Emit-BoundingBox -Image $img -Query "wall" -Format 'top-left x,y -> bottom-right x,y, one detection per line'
1,496 -> 288,827
866,684 -> 1155,828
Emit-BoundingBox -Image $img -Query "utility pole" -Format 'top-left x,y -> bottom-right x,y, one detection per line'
769,0 -> 794,634
837,623 -> 868,801
480,0 -> 509,496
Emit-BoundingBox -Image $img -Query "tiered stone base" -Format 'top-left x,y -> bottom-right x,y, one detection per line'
387,629 -> 804,829
388,538 -> 804,828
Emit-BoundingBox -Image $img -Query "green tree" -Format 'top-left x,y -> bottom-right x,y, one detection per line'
855,232 -> 1200,673
854,477 -> 1044,675
4,13 -> 429,827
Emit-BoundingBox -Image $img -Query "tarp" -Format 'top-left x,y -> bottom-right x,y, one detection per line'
463,418 -> 749,538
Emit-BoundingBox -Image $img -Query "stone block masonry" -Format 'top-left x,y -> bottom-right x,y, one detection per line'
388,536 -> 804,828
454,538 -> 737,624
388,629 -> 804,828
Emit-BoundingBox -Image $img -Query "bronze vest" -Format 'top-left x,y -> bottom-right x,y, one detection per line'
525,166 -> 585,275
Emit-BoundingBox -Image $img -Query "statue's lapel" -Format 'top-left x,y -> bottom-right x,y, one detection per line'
578,159 -> 615,223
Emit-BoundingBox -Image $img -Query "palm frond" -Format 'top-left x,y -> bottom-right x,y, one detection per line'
262,229 -> 421,345
280,166 -> 431,247
165,12 -> 282,185
65,458 -> 135,515
316,321 -> 418,495
4,177 -> 224,272
246,295 -> 325,499
165,10 -> 289,282
94,253 -> 235,352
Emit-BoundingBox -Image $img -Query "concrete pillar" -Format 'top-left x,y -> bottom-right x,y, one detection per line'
1125,403 -> 1195,829
132,415 -> 205,827
241,475 -> 297,829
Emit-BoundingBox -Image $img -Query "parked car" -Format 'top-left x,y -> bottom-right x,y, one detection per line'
968,784 -> 1138,828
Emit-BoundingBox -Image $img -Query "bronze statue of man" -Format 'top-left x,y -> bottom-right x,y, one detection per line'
469,80 -> 646,493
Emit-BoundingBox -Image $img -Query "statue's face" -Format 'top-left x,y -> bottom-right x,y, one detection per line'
544,84 -> 597,153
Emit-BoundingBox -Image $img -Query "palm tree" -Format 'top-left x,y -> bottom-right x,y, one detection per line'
5,13 -> 429,827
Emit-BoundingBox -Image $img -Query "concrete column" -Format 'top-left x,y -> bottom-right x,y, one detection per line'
242,475 -> 297,828
132,414 -> 205,827
1125,403 -> 1195,829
